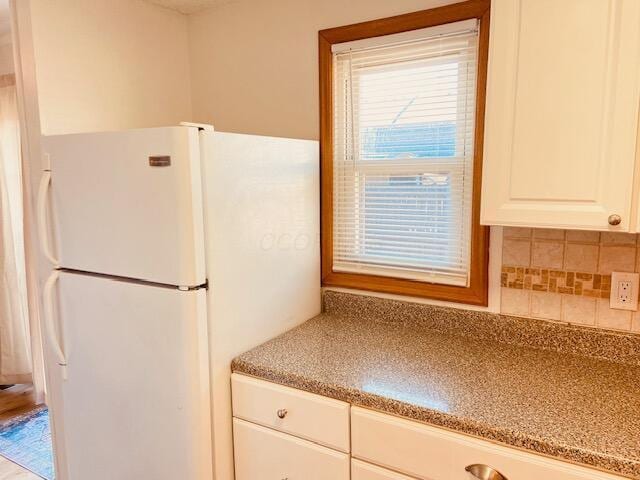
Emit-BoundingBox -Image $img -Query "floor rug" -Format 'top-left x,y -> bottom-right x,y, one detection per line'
0,406 -> 54,479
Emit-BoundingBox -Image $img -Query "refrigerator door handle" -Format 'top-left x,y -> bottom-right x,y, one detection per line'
37,169 -> 60,266
43,270 -> 67,380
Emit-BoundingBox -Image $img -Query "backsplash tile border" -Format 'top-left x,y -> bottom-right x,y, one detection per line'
501,265 -> 611,298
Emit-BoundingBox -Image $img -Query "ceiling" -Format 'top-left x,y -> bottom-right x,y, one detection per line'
142,0 -> 228,14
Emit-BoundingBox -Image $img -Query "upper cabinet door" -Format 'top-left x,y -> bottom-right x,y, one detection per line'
481,0 -> 640,231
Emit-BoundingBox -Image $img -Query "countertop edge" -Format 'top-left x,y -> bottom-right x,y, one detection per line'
231,358 -> 640,480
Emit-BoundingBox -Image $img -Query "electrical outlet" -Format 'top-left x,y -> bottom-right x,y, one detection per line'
610,272 -> 640,311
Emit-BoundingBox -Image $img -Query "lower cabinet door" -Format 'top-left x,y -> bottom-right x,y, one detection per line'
233,418 -> 350,480
352,459 -> 418,480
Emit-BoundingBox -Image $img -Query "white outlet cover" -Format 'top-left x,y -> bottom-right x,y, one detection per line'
610,272 -> 640,311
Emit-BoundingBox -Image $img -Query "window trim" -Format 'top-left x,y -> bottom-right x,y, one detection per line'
319,0 -> 491,306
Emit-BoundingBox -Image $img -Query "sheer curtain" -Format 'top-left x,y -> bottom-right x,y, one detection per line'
0,75 -> 32,385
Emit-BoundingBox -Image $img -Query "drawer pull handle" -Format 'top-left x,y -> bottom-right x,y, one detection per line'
608,214 -> 622,226
465,464 -> 508,480
276,409 -> 288,419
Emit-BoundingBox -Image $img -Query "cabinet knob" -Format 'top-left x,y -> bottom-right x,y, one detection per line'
465,464 -> 508,480
277,409 -> 288,419
608,214 -> 622,226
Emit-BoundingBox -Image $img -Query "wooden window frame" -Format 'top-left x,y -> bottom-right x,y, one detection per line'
319,0 -> 491,306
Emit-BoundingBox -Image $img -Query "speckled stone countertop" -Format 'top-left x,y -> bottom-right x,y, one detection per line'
232,291 -> 640,479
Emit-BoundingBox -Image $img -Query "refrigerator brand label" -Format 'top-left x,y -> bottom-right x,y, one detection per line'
149,155 -> 171,167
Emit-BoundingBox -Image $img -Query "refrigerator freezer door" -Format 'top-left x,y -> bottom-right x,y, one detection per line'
42,127 -> 205,286
44,271 -> 211,480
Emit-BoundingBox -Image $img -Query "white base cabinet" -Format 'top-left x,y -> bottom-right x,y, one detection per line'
351,407 -> 626,480
231,375 -> 627,480
352,459 -> 418,480
233,418 -> 349,480
481,0 -> 640,231
231,373 -> 350,452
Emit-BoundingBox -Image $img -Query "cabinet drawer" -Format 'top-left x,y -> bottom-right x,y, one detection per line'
352,407 -> 450,479
231,373 -> 350,452
352,407 -> 626,480
233,418 -> 349,480
451,436 -> 627,480
352,459 -> 418,480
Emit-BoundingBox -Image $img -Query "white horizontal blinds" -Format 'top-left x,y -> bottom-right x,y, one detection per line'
332,20 -> 479,286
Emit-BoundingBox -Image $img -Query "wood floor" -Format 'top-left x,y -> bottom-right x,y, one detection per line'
0,385 -> 37,428
0,385 -> 42,479
0,456 -> 40,479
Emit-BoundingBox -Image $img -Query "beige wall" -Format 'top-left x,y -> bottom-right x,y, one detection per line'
29,0 -> 192,135
28,0 -> 459,138
188,0 -> 457,140
0,42 -> 14,75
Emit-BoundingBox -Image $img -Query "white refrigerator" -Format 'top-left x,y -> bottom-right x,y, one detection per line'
38,125 -> 320,480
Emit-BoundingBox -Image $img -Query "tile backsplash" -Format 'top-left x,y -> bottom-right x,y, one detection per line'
500,227 -> 640,333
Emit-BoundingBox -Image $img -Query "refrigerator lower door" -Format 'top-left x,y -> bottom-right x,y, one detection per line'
41,126 -> 205,286
44,271 -> 211,480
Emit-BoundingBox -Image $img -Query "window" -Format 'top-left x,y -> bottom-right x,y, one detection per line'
319,1 -> 490,305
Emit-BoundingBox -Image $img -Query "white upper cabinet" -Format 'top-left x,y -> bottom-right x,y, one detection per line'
481,0 -> 640,231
